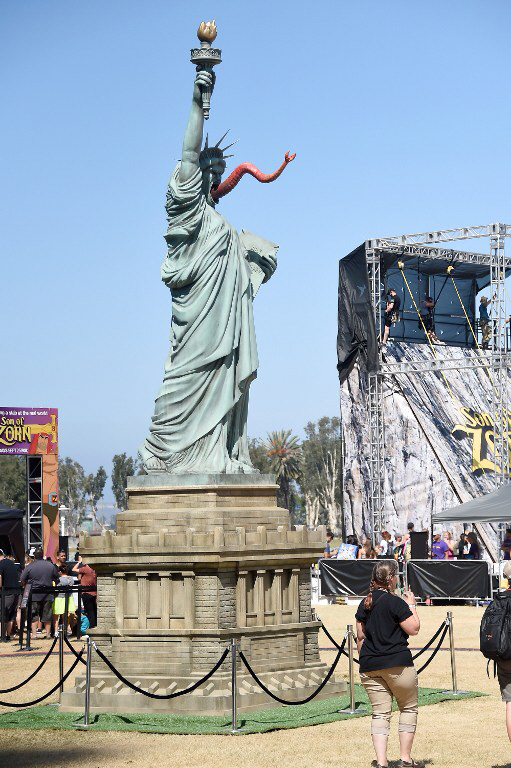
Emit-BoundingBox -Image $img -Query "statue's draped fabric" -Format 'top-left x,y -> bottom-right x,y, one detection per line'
140,165 -> 258,473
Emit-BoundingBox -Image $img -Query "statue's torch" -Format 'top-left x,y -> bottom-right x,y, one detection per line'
190,20 -> 222,120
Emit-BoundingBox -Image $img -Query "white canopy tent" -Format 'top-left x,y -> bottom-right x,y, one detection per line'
432,483 -> 511,524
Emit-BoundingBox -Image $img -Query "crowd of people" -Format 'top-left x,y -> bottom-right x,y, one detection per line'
324,523 -> 484,562
0,546 -> 97,642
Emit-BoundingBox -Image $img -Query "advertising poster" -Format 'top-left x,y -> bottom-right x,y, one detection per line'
0,407 -> 59,558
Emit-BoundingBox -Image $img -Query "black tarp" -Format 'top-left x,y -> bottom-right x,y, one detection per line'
406,560 -> 489,599
337,245 -> 378,383
0,504 -> 25,564
320,558 -> 395,596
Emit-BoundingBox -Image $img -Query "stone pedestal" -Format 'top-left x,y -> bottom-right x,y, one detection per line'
60,475 -> 344,714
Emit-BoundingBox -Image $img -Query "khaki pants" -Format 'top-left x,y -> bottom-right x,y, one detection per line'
360,666 -> 418,736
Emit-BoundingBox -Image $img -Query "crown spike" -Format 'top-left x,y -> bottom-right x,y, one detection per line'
214,129 -> 230,148
222,154 -> 234,159
220,139 -> 238,152
204,133 -> 209,150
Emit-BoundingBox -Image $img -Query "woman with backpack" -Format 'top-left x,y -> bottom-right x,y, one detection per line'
356,560 -> 422,768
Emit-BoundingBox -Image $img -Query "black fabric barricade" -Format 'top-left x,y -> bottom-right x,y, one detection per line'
406,560 -> 489,599
320,558 -> 395,596
0,504 -> 25,564
337,245 -> 378,383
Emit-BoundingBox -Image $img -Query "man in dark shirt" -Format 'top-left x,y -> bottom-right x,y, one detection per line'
20,548 -> 59,639
419,297 -> 446,345
382,288 -> 401,347
0,549 -> 21,640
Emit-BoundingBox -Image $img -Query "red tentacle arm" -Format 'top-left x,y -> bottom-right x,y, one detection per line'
211,151 -> 296,201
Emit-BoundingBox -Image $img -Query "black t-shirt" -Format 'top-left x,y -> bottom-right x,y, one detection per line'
0,558 -> 21,590
385,295 -> 401,318
355,590 -> 413,673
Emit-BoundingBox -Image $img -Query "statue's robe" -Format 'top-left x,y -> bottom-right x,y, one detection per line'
140,164 -> 258,473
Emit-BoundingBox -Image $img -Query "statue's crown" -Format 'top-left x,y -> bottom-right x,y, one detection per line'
199,131 -> 237,166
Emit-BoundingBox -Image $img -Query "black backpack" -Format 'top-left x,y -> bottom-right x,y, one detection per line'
480,592 -> 511,661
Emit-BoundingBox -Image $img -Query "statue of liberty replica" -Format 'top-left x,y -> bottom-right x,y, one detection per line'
139,21 -> 295,474
61,24 -> 343,717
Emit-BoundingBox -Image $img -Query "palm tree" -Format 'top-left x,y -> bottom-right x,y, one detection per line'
261,430 -> 302,511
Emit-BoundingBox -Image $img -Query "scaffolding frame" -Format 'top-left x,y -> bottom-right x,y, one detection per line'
366,223 -> 511,543
27,455 -> 43,552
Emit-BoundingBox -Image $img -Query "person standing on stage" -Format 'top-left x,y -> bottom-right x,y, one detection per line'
382,288 -> 401,348
479,296 -> 492,350
356,561 -> 422,768
419,297 -> 445,346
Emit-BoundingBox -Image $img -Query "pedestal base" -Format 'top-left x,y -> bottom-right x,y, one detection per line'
60,475 -> 345,714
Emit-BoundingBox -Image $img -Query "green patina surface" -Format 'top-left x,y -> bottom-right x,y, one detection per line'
0,686 -> 483,735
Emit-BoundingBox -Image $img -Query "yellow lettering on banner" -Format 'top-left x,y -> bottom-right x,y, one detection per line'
458,406 -> 477,427
452,422 -> 511,474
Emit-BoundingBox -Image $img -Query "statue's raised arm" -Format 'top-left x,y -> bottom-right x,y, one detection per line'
179,69 -> 213,184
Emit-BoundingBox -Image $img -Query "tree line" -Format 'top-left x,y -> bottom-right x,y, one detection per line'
0,453 -> 139,535
0,416 -> 343,534
249,416 -> 342,530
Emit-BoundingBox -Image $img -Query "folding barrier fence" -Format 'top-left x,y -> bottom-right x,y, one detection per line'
406,560 -> 491,600
319,558 -> 397,597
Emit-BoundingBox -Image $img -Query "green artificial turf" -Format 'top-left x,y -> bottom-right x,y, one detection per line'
0,685 -> 483,735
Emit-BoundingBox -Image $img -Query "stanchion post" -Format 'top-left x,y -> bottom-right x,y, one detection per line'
441,611 -> 466,696
0,586 -> 5,641
76,585 -> 82,640
59,623 -> 64,695
64,591 -> 69,638
339,624 -> 366,715
24,591 -> 32,651
448,611 -> 458,694
230,637 -> 240,734
74,635 -> 93,728
18,604 -> 25,652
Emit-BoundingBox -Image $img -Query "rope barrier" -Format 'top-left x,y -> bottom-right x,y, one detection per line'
238,636 -> 346,706
411,620 -> 447,661
321,622 -> 346,652
63,635 -> 87,665
321,620 -> 448,671
0,635 -> 58,693
92,644 -> 229,700
0,649 -> 84,708
416,624 -> 449,675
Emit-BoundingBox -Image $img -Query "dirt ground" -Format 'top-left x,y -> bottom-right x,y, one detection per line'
0,604 -> 509,768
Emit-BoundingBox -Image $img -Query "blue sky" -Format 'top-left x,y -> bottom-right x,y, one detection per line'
2,1 -> 510,502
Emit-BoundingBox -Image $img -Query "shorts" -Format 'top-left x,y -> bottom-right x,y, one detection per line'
497,659 -> 511,702
31,595 -> 54,624
3,594 -> 17,622
53,595 -> 77,615
384,313 -> 397,328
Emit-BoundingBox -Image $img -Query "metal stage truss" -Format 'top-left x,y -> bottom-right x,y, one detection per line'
27,455 -> 43,552
366,223 -> 511,541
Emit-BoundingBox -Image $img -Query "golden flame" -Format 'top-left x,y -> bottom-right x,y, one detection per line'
197,20 -> 217,43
